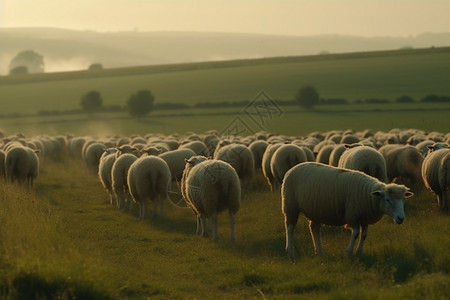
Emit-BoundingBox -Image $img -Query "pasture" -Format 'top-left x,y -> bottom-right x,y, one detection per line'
0,126 -> 449,299
0,47 -> 450,116
0,48 -> 449,298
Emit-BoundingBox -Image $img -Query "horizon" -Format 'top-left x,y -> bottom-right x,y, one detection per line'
2,0 -> 450,38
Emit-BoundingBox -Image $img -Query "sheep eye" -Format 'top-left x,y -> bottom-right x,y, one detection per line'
385,198 -> 392,204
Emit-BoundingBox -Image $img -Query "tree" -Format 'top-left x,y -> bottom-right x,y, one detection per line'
88,63 -> 103,70
127,89 -> 155,118
80,90 -> 103,115
9,50 -> 45,74
9,65 -> 29,75
295,85 -> 319,109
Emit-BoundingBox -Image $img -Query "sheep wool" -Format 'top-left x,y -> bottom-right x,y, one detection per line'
181,156 -> 241,241
421,148 -> 450,213
282,162 -> 413,258
127,156 -> 172,219
338,145 -> 388,182
111,153 -> 138,210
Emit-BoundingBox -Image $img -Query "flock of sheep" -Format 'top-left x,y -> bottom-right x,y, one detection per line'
0,128 -> 449,258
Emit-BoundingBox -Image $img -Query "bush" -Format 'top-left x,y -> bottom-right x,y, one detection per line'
396,95 -> 415,103
420,95 -> 450,103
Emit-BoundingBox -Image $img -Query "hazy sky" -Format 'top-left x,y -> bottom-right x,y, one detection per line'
1,0 -> 449,37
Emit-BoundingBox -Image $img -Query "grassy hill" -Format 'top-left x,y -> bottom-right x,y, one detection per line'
0,46 -> 450,117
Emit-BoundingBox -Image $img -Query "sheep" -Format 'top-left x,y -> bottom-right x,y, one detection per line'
421,148 -> 450,213
159,148 -> 197,181
282,162 -> 413,258
179,140 -> 210,157
248,140 -> 268,172
98,148 -> 119,205
328,144 -> 347,167
0,150 -> 6,180
181,156 -> 241,241
270,144 -> 307,193
315,144 -> 335,164
378,144 -> 424,190
214,143 -> 255,185
261,143 -> 283,192
84,142 -> 107,174
127,156 -> 171,219
338,145 -> 388,182
5,146 -> 39,186
112,153 -> 139,210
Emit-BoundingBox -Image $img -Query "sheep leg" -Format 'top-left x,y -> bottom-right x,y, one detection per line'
346,225 -> 360,256
229,212 -> 236,241
200,215 -> 208,237
438,193 -> 448,213
195,215 -> 202,235
309,221 -> 323,255
210,213 -> 218,242
355,224 -> 368,256
285,224 -> 296,258
140,201 -> 147,219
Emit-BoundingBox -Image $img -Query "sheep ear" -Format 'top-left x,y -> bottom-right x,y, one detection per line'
185,158 -> 192,164
404,191 -> 414,198
371,190 -> 384,197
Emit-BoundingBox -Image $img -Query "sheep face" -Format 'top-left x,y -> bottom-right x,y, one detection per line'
371,184 -> 413,224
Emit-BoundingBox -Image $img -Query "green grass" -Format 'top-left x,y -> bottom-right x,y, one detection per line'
0,102 -> 449,137
0,47 -> 450,115
0,154 -> 449,299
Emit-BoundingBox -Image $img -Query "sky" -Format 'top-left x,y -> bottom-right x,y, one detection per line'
1,0 -> 449,37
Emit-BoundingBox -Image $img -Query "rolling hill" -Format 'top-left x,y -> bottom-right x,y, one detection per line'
1,27 -> 450,75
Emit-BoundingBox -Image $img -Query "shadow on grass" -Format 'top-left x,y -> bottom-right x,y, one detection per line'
4,270 -> 110,300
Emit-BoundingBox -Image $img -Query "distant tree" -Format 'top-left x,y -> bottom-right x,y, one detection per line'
295,85 -> 319,109
395,95 -> 415,103
88,63 -> 103,70
9,65 -> 29,75
80,90 -> 103,115
127,89 -> 155,118
9,50 -> 45,74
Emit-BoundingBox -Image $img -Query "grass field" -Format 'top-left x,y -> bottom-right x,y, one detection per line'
0,48 -> 449,298
0,47 -> 450,115
0,154 -> 449,299
0,102 -> 449,138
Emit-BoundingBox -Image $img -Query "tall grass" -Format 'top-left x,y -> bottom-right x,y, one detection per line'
0,157 -> 449,299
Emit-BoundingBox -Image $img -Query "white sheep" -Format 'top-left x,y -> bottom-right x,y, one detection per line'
5,146 -> 40,186
181,156 -> 241,241
282,162 -> 413,258
328,144 -> 347,167
315,144 -> 335,164
84,142 -> 107,174
111,153 -> 138,210
270,144 -> 307,193
127,156 -> 172,219
159,148 -> 197,181
378,144 -> 424,190
338,145 -> 388,182
261,143 -> 283,192
248,140 -> 269,172
421,147 -> 450,213
179,140 -> 210,157
0,150 -> 6,180
98,148 -> 119,205
214,143 -> 255,185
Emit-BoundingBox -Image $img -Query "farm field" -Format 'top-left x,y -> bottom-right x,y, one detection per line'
0,47 -> 450,116
0,102 -> 449,138
0,132 -> 449,299
0,48 -> 449,298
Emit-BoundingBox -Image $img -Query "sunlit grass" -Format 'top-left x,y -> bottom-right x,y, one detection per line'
1,157 -> 449,298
